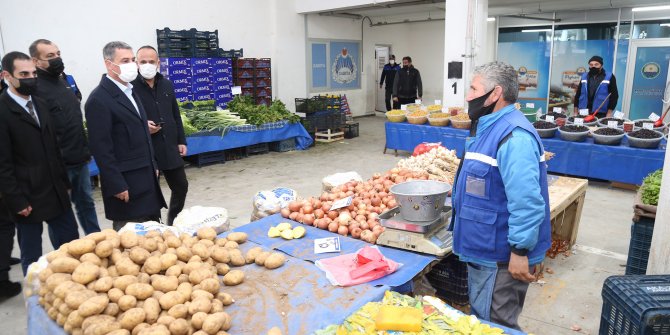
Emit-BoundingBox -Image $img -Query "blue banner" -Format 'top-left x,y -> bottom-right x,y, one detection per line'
498,41 -> 551,113
629,46 -> 670,120
330,41 -> 360,90
311,43 -> 327,89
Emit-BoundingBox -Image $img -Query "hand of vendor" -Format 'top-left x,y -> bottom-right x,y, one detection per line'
147,120 -> 161,134
393,97 -> 398,102
508,253 -> 536,283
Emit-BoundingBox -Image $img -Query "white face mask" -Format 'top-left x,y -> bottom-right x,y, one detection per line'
111,61 -> 138,82
139,63 -> 158,80
390,60 -> 396,65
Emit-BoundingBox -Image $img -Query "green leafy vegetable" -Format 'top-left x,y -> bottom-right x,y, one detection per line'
227,96 -> 300,126
641,169 -> 662,206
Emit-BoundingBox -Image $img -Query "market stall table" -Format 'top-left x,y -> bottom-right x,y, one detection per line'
385,121 -> 664,185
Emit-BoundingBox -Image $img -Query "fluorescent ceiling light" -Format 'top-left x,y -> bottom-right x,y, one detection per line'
661,23 -> 670,27
632,5 -> 670,12
522,28 -> 551,32
487,17 -> 496,22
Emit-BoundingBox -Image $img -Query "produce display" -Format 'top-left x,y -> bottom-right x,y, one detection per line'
396,146 -> 460,184
428,113 -> 450,127
560,125 -> 589,132
408,111 -> 428,117
187,110 -> 247,132
386,110 -> 406,123
426,105 -> 442,113
451,113 -> 469,121
532,121 -> 557,129
598,118 -> 625,126
35,228 -> 286,335
539,111 -> 567,120
267,222 -> 307,240
628,129 -> 663,139
227,96 -> 300,126
641,169 -> 662,206
634,120 -> 663,128
407,111 -> 429,125
594,128 -> 624,136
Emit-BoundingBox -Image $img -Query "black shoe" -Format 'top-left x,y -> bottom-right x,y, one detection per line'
9,257 -> 20,266
0,280 -> 21,299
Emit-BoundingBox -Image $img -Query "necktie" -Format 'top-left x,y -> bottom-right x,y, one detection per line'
26,101 -> 40,126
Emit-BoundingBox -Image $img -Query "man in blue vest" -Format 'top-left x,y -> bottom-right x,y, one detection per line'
573,55 -> 619,117
451,61 -> 551,330
379,55 -> 400,111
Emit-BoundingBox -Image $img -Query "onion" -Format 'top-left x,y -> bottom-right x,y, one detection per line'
347,204 -> 355,211
328,222 -> 339,232
360,222 -> 370,230
358,203 -> 367,210
373,173 -> 382,179
322,204 -> 331,212
320,193 -> 329,201
339,192 -> 347,199
368,220 -> 378,229
356,209 -> 366,216
327,211 -> 338,220
317,219 -> 329,229
372,225 -> 384,236
289,212 -> 299,221
337,226 -> 349,236
313,200 -> 322,209
355,215 -> 366,222
371,195 -> 381,207
351,227 -> 362,239
349,222 -> 360,231
346,191 -> 354,196
303,214 -> 315,225
314,209 -> 325,219
328,194 -> 336,201
361,229 -> 375,243
338,212 -> 352,225
387,200 -> 397,208
288,201 -> 301,212
324,217 -> 332,224
368,212 -> 379,220
296,213 -> 304,223
363,199 -> 372,206
303,205 -> 314,215
379,191 -> 388,198
280,208 -> 291,218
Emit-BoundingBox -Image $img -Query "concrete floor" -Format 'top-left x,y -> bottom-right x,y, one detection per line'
0,114 -> 634,334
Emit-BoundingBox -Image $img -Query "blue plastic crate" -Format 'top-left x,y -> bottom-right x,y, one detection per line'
175,94 -> 191,103
626,217 -> 655,275
269,138 -> 296,152
219,49 -> 243,58
214,91 -> 233,101
600,275 -> 670,335
213,67 -> 232,76
161,58 -> 191,68
426,253 -> 469,305
245,142 -> 269,156
156,27 -> 218,40
171,77 -> 192,86
193,92 -> 214,101
184,150 -> 225,167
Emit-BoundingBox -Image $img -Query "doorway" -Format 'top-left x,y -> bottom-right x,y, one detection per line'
622,38 -> 670,120
375,45 -> 390,112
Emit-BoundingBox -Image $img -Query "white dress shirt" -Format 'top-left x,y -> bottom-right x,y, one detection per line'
6,88 -> 40,124
106,74 -> 139,115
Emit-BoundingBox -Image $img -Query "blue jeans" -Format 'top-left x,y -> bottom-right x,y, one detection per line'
67,164 -> 100,234
467,262 -> 498,321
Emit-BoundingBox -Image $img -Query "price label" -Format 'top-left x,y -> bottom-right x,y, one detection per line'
435,100 -> 442,105
314,237 -> 341,254
552,107 -> 563,113
649,113 -> 661,122
579,109 -> 589,116
608,121 -> 619,128
400,104 -> 407,111
546,115 -> 555,123
415,99 -> 422,104
613,111 -> 624,119
526,103 -> 535,108
420,105 -> 428,112
231,86 -> 242,95
643,122 -> 654,130
574,118 -> 584,126
330,196 -> 353,211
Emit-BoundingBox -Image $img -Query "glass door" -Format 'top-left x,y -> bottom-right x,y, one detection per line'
622,39 -> 670,120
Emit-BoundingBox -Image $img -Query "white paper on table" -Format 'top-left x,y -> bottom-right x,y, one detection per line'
330,196 -> 353,211
608,121 -> 619,128
546,115 -> 555,123
401,104 -> 407,111
643,123 -> 655,130
314,237 -> 341,254
552,107 -> 563,113
579,109 -> 589,116
574,118 -> 584,126
649,113 -> 661,122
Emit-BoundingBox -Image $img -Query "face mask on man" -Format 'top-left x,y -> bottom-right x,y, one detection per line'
389,60 -> 395,65
11,77 -> 38,96
110,61 -> 138,82
589,67 -> 601,76
467,88 -> 497,122
139,63 -> 158,80
45,57 -> 65,76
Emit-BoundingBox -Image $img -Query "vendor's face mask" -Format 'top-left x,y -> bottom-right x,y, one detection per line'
467,88 -> 497,122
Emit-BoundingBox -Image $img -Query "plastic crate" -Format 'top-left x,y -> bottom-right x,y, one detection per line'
343,122 -> 359,139
220,49 -> 243,58
236,58 -> 256,69
599,275 -> 670,335
426,254 -> 469,305
157,39 -> 194,50
156,28 -> 218,41
301,110 -> 345,133
237,78 -> 255,89
269,138 -> 296,152
626,217 -> 655,275
236,69 -> 254,79
255,97 -> 271,106
255,87 -> 272,98
254,68 -> 271,78
295,97 -> 327,114
245,143 -> 269,156
184,150 -> 225,167
241,88 -> 254,97
255,78 -> 271,88
255,58 -> 271,68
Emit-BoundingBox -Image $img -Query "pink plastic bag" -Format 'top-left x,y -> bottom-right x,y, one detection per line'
315,246 -> 401,286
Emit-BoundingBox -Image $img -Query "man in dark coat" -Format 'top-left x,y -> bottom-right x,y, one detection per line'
132,46 -> 188,226
30,39 -> 100,235
0,52 -> 79,280
379,54 -> 401,111
85,41 -> 166,231
393,56 -> 423,106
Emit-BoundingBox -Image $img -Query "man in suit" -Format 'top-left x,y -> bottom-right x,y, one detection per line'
0,52 -> 79,282
132,46 -> 188,226
85,41 -> 166,231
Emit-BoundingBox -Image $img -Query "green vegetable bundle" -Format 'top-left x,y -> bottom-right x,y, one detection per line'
641,169 -> 662,206
180,112 -> 198,136
228,96 -> 300,126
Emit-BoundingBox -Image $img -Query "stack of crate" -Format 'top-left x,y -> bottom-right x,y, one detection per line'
160,58 -> 234,109
233,58 -> 272,106
156,27 -> 220,58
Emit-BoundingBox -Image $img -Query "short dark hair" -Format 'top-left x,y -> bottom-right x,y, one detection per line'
137,45 -> 157,54
2,51 -> 31,75
390,54 -> 396,60
403,56 -> 412,63
29,39 -> 53,58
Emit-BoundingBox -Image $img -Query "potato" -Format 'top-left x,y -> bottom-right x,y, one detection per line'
191,312 -> 208,330
221,313 -> 232,331
99,266 -> 109,277
145,230 -> 160,239
267,327 -> 282,335
169,318 -> 189,335
223,241 -> 239,249
120,232 -> 140,249
222,270 -> 244,286
46,250 -> 69,262
108,330 -> 131,335
215,264 -> 230,276
178,274 -> 189,284
58,302 -> 73,315
228,249 -> 245,267
118,295 -> 137,312
211,299 -> 224,313
80,253 -> 102,266
132,323 -> 150,335
110,249 -> 124,264
188,298 -> 212,314
39,267 -> 54,283
65,289 -> 97,309
126,283 -> 154,300
142,256 -> 162,275
50,257 -> 81,273
138,324 -> 170,335
85,320 -> 122,335
199,278 -> 220,294
65,311 -> 84,329
48,306 -> 58,319
137,272 -> 151,284
202,312 -> 227,334
103,302 -> 119,316
188,255 -> 202,263
163,265 -> 181,277
159,253 -> 177,270
107,288 -> 124,303
141,238 -> 158,252
264,253 -> 286,270
191,243 -> 211,259
189,267 -> 213,285
176,282 -> 193,300
114,275 -> 139,291
46,273 -> 72,291
226,232 -> 247,244
199,239 -> 214,248
255,251 -> 271,266
196,227 -> 217,241
90,276 -> 114,293
108,265 -> 119,277
68,239 -> 97,257
81,315 -> 115,331
116,257 -> 141,276
167,303 -> 188,319
245,247 -> 263,264
165,236 -> 181,248
54,280 -> 85,299
72,262 -> 99,285
142,298 -> 160,324
215,238 -> 228,247
129,247 -> 151,265
77,294 -> 109,317
158,291 -> 185,310
119,308 -> 146,330
216,292 -> 234,306
151,275 -> 179,293
156,315 -> 175,327
292,226 -> 306,239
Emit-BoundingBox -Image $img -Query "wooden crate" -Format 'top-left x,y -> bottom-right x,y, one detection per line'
548,176 -> 588,248
315,129 -> 344,143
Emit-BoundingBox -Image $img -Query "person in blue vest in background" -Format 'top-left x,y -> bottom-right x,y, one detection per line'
379,55 -> 400,111
573,55 -> 619,118
450,61 -> 551,331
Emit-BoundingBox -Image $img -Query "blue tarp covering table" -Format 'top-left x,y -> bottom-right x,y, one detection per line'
385,121 -> 665,185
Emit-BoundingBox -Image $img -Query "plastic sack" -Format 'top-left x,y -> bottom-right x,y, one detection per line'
315,246 -> 401,286
173,206 -> 230,235
251,187 -> 298,221
24,255 -> 48,298
322,171 -> 364,192
412,142 -> 443,156
118,221 -> 180,236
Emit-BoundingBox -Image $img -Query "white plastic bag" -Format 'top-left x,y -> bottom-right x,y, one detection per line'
250,187 -> 297,221
118,221 -> 180,236
173,206 -> 230,235
322,171 -> 363,192
24,255 -> 48,298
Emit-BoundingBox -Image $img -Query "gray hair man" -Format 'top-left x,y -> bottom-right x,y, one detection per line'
450,61 -> 552,330
84,41 -> 166,230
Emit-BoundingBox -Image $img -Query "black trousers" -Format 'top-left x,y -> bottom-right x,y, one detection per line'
398,97 -> 418,106
0,219 -> 15,281
163,166 -> 189,225
385,89 -> 394,111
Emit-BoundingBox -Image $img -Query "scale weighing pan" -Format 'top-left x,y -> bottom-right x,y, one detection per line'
376,206 -> 453,257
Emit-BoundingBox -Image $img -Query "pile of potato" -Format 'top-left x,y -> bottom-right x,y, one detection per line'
37,227 -> 286,335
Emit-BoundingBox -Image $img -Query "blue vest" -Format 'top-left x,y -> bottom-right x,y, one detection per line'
578,71 -> 612,114
452,110 -> 552,263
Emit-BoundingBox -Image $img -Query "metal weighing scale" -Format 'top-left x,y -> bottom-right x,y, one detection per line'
376,205 -> 453,257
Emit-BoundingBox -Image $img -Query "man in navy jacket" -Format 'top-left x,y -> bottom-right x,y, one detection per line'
379,54 -> 400,111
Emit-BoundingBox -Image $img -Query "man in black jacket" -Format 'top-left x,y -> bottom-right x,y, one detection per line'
30,39 -> 100,235
379,55 -> 400,111
85,41 -> 166,231
0,52 -> 79,280
132,46 -> 188,226
393,56 -> 423,106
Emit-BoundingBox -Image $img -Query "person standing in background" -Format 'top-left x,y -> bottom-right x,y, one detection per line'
393,56 -> 422,106
132,46 -> 188,226
30,39 -> 100,235
0,51 -> 79,277
573,55 -> 618,118
85,41 -> 166,231
379,54 -> 400,111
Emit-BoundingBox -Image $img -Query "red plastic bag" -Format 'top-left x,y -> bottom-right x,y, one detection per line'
315,246 -> 401,286
412,142 -> 443,156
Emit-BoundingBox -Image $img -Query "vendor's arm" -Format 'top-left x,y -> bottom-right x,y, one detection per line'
573,81 -> 583,115
607,75 -> 619,117
380,67 -> 387,88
